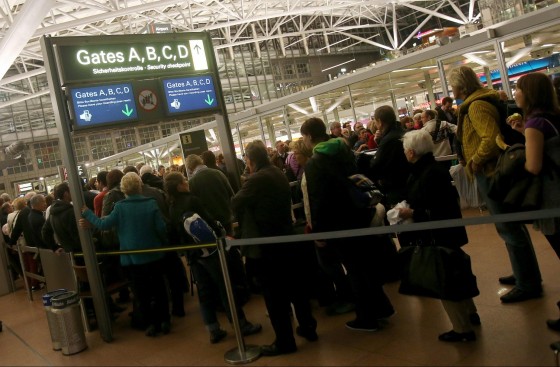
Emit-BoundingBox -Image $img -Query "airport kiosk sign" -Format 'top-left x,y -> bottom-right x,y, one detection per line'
162,75 -> 218,115
49,33 -> 222,130
69,83 -> 137,128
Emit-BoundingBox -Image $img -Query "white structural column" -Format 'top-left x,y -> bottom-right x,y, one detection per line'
437,59 -> 449,97
0,0 -> 56,80
424,71 -> 436,109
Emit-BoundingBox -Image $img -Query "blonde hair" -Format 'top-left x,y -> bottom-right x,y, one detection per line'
448,66 -> 483,98
120,172 -> 143,196
12,197 -> 26,211
289,139 -> 312,158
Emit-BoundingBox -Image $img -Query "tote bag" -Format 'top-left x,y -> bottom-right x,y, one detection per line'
398,244 -> 479,301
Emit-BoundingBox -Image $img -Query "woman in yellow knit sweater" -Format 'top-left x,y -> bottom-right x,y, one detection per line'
448,65 -> 542,304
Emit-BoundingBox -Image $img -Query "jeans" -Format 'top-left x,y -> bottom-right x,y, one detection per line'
476,173 -> 542,292
190,252 -> 246,327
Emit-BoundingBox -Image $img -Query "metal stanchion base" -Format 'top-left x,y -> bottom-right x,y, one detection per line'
224,345 -> 261,365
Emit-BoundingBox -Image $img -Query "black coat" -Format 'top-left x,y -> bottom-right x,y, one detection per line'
436,106 -> 457,125
42,200 -> 81,253
400,153 -> 468,248
231,164 -> 293,239
367,124 -> 410,206
141,172 -> 164,191
304,139 -> 370,232
28,209 -> 51,249
168,191 -> 216,260
10,206 -> 32,247
231,164 -> 293,260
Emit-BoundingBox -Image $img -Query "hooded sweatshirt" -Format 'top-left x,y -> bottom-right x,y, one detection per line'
305,138 -> 370,232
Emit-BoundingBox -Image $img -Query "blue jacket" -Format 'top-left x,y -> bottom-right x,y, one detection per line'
83,195 -> 166,266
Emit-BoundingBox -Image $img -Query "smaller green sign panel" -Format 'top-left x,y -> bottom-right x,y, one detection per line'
180,130 -> 209,158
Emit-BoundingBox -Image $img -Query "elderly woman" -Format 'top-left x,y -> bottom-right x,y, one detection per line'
397,129 -> 479,342
449,65 -> 542,303
81,172 -> 170,337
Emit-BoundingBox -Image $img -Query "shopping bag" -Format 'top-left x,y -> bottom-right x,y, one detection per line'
449,164 -> 484,209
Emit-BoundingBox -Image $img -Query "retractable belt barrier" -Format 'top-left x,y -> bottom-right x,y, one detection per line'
69,206 -> 560,365
74,207 -> 560,257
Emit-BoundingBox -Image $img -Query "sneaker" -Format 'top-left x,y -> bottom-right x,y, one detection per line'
500,287 -> 542,303
498,275 -> 516,285
240,322 -> 262,336
296,326 -> 318,342
345,319 -> 379,332
438,330 -> 476,342
210,329 -> 227,344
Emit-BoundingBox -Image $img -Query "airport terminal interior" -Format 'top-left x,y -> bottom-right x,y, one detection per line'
0,0 -> 560,365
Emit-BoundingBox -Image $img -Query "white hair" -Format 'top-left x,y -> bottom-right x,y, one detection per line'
402,129 -> 434,157
139,165 -> 153,176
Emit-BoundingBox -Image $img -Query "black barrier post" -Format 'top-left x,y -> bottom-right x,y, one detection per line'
215,232 -> 260,364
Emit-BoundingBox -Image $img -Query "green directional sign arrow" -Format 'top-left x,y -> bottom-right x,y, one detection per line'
204,94 -> 214,106
122,104 -> 134,116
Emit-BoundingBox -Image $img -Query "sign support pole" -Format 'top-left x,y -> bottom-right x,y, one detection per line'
41,35 -> 113,342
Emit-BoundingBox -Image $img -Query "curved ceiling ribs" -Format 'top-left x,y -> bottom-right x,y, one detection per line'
0,0 -> 474,112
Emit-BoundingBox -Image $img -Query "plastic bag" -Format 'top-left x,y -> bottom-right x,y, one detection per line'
449,164 -> 484,209
386,200 -> 414,226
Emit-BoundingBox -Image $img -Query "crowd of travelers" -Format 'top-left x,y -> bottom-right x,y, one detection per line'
1,67 -> 559,355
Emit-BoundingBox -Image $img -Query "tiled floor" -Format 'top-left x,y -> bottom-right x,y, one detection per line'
1,208 -> 559,366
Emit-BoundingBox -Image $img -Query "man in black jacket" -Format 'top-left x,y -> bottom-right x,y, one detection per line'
139,165 -> 164,191
28,194 -> 51,250
231,140 -> 317,357
436,96 -> 457,125
42,182 -> 81,254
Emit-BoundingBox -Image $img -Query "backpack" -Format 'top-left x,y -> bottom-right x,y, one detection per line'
347,174 -> 384,209
182,212 -> 218,258
431,119 -> 450,144
480,98 -> 525,146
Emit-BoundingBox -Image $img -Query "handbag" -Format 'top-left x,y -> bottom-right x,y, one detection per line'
487,143 -> 541,211
398,244 -> 479,301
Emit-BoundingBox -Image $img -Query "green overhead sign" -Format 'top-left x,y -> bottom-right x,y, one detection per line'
56,34 -> 212,84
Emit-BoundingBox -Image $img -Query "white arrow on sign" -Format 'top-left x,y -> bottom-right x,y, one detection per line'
189,40 -> 208,71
